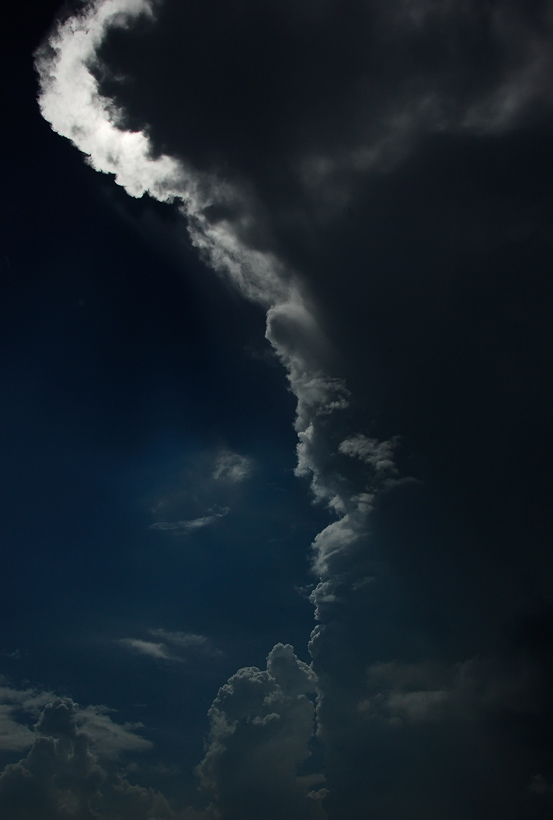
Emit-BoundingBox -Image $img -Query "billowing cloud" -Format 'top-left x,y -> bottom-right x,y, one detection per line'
0,694 -> 189,820
339,435 -> 399,475
197,643 -> 325,820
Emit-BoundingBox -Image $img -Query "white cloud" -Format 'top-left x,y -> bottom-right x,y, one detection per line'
118,631 -> 223,663
118,638 -> 182,662
148,630 -> 223,658
148,629 -> 207,648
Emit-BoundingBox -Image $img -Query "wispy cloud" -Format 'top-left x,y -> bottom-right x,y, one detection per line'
149,506 -> 229,535
118,630 -> 223,663
213,450 -> 253,483
0,681 -> 151,756
148,629 -> 222,656
0,682 -> 55,752
118,639 -> 182,662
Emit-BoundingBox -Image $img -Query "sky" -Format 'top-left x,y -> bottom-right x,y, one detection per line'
3,0 -> 553,817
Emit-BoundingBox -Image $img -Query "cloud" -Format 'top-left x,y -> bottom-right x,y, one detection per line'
148,630 -> 223,658
118,630 -> 223,663
339,435 -> 399,475
359,655 -> 546,725
75,705 -> 152,759
118,638 -> 182,662
197,643 -> 325,820
34,0 -> 418,631
0,693 -> 187,820
34,1 -> 553,817
212,450 -> 253,483
150,507 -> 229,535
0,684 -> 55,753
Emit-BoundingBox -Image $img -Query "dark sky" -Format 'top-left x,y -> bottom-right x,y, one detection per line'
2,1 -> 553,818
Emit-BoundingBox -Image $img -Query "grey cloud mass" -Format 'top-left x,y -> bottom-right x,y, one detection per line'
29,0 -> 553,818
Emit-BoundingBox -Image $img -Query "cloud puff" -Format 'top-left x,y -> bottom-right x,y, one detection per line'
212,450 -> 253,483
339,435 -> 399,476
150,507 -> 229,535
197,643 -> 325,820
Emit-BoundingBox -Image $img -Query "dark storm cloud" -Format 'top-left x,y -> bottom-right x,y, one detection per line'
314,613 -> 553,819
93,0 -> 553,180
34,1 -> 553,818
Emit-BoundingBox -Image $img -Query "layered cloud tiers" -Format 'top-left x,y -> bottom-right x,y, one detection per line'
31,0 -> 553,818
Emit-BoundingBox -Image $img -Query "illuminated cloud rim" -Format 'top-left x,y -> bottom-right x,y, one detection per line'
34,0 -> 395,602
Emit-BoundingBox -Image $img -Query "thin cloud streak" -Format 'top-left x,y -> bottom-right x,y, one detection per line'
149,507 -> 230,534
118,638 -> 183,662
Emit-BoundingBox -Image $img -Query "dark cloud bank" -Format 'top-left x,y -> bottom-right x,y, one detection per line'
22,0 -> 553,817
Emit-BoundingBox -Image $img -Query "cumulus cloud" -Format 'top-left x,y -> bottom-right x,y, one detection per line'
197,643 -> 325,820
0,683 -> 151,762
0,694 -> 189,820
